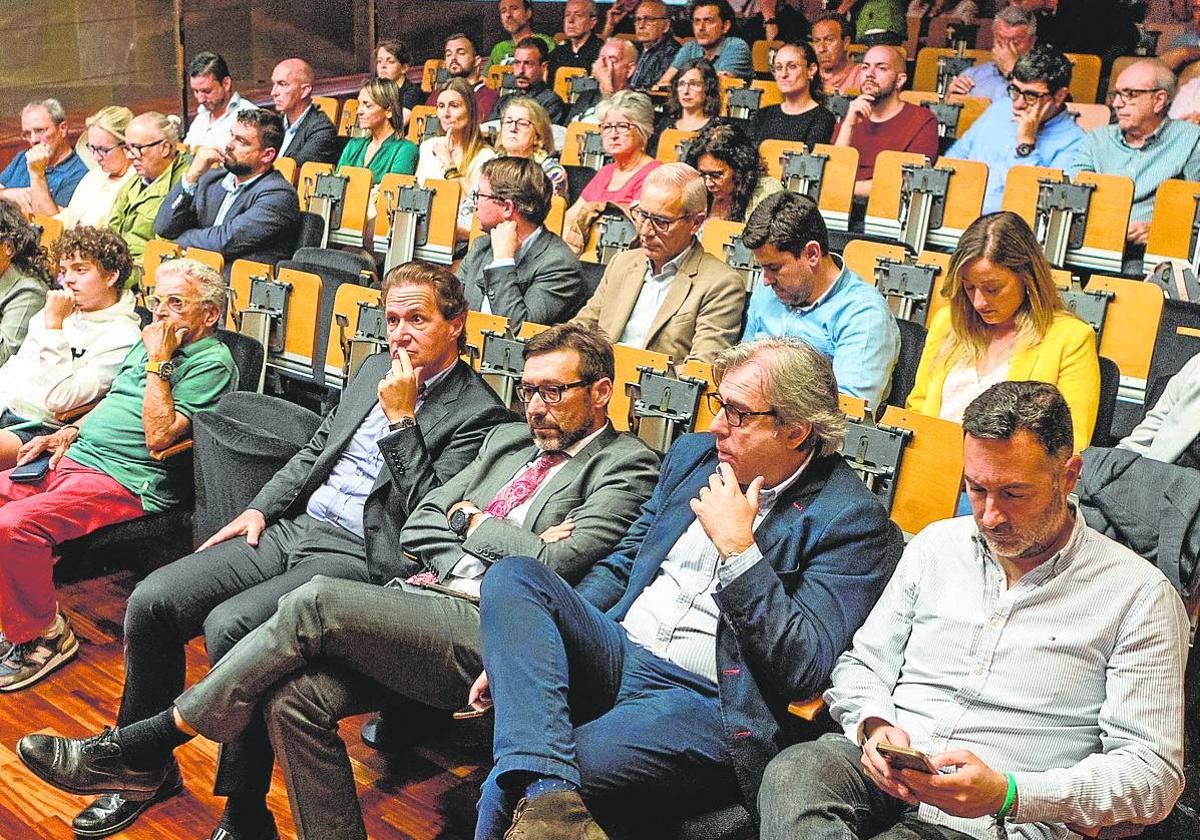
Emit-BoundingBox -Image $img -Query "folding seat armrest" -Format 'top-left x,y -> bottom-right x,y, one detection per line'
54,401 -> 101,424
788,694 -> 826,722
150,439 -> 193,461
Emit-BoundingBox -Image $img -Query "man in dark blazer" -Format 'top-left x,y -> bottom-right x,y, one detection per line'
17,325 -> 660,840
55,262 -> 510,840
153,108 -> 300,266
470,336 -> 905,839
461,157 -> 584,328
271,58 -> 340,168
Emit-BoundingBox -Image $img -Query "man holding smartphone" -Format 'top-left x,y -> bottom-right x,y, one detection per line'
758,381 -> 1188,840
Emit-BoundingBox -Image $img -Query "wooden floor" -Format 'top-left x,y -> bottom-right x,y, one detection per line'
0,568 -> 488,840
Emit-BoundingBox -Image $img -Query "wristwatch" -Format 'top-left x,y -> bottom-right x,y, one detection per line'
144,360 -> 176,380
1015,142 -> 1035,158
449,505 -> 481,539
388,416 -> 416,432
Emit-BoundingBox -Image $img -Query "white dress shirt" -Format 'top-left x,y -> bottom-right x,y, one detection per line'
618,243 -> 693,349
184,92 -> 255,148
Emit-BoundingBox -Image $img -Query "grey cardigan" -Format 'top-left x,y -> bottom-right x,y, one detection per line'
1118,353 -> 1200,464
0,265 -> 48,367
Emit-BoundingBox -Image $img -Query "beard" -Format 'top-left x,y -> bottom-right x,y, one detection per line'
224,156 -> 253,176
530,416 -> 595,453
977,487 -> 1070,562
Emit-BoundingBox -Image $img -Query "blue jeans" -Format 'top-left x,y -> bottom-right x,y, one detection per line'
475,556 -> 739,840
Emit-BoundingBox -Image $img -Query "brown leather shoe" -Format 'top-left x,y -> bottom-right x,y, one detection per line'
503,791 -> 609,840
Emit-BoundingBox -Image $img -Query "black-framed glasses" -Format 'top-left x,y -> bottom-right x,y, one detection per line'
470,189 -> 505,205
1107,87 -> 1164,104
630,204 -> 691,233
86,143 -> 120,157
516,380 -> 590,404
501,117 -> 534,130
1006,83 -> 1053,106
706,393 -> 774,427
124,138 -> 169,157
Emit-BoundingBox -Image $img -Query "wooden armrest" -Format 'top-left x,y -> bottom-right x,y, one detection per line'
788,694 -> 827,721
150,439 -> 193,461
54,400 -> 101,423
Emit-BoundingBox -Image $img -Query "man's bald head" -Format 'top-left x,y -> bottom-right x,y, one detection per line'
276,58 -> 314,86
271,57 -> 315,121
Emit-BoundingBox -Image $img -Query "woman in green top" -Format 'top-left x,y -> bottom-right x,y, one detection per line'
337,78 -> 418,183
0,199 -> 51,367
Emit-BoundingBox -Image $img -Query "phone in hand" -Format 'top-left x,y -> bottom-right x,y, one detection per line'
10,452 -> 52,484
875,742 -> 938,774
451,705 -> 492,721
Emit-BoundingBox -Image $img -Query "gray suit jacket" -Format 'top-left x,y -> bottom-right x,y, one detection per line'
248,354 -> 512,584
400,421 -> 659,585
459,228 -> 585,328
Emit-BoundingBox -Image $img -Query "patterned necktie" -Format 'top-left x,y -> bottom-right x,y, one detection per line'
485,450 -> 569,519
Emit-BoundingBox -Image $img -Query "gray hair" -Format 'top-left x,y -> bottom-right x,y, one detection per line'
154,258 -> 226,311
132,111 -> 182,145
996,4 -> 1036,36
610,37 -> 638,64
1129,58 -> 1178,101
597,90 -> 655,139
23,98 -> 66,124
644,162 -> 708,214
712,337 -> 847,458
567,0 -> 597,15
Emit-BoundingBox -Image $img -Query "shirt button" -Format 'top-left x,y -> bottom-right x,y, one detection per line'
974,666 -> 984,676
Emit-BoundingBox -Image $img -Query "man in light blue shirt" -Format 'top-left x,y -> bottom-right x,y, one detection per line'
947,5 -> 1038,102
947,44 -> 1084,214
742,190 -> 900,411
1070,59 -> 1200,248
656,0 -> 753,86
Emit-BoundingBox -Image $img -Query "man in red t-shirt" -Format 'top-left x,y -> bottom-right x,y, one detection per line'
833,45 -> 939,198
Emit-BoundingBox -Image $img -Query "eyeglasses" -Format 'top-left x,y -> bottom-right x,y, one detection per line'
501,117 -> 533,130
599,121 -> 637,135
630,204 -> 691,233
470,190 -> 505,205
706,393 -> 775,427
1107,87 -> 1164,104
676,79 -> 705,90
516,380 -> 590,404
87,143 -> 120,158
697,169 -> 727,183
772,62 -> 806,75
1006,83 -> 1053,106
124,138 -> 169,158
145,293 -> 202,313
634,15 -> 669,24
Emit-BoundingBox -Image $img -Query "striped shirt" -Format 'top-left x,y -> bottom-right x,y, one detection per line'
826,511 -> 1188,839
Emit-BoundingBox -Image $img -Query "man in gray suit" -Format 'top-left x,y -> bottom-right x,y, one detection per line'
460,156 -> 585,328
19,323 -> 660,840
58,261 -> 511,840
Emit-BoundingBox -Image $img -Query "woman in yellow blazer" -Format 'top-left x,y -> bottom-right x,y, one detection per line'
906,211 -> 1100,451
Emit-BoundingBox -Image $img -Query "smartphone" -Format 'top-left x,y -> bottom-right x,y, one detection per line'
876,742 -> 938,774
10,453 -> 52,484
452,705 -> 492,721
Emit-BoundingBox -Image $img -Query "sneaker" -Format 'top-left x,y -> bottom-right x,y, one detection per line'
0,611 -> 78,691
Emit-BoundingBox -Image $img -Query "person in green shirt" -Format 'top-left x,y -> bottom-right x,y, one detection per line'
489,0 -> 557,68
336,78 -> 418,184
109,112 -> 190,262
0,257 -> 234,691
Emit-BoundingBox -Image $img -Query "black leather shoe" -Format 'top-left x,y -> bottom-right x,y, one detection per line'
17,727 -> 169,800
71,762 -> 183,837
206,825 -> 280,840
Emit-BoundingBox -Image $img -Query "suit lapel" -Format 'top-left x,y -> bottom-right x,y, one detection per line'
524,425 -> 617,527
644,242 -> 700,346
753,455 -> 836,574
476,438 -> 540,510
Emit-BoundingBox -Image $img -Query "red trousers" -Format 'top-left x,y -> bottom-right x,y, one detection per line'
0,457 -> 143,644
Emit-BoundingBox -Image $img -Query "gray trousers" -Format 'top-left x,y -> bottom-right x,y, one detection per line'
758,734 -> 977,840
174,573 -> 484,840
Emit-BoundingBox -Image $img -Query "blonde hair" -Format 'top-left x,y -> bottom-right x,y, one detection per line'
938,211 -> 1070,368
501,97 -> 556,155
86,106 -> 134,144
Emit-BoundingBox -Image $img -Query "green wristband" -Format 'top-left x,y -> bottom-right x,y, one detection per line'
996,772 -> 1017,820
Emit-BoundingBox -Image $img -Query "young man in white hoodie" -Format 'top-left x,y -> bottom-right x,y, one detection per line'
0,226 -> 141,469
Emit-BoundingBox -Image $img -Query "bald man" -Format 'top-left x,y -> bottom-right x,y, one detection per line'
568,37 -> 639,122
833,45 -> 938,199
270,58 -> 339,168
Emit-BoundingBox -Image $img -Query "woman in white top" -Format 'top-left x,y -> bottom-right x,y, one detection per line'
0,226 -> 142,469
53,106 -> 137,229
415,77 -> 497,244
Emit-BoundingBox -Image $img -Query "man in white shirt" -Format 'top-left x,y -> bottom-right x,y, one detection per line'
758,380 -> 1188,840
182,52 -> 255,149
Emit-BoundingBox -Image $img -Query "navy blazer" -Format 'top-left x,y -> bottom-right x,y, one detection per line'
575,432 -> 904,811
153,166 -> 300,265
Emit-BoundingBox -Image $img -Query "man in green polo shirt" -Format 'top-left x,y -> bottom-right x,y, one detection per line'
489,0 -> 557,68
0,258 -> 234,691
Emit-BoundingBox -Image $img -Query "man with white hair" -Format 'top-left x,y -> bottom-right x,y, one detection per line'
0,99 -> 88,213
947,6 -> 1038,102
567,38 -> 639,123
548,0 -> 603,84
1071,59 -> 1200,247
572,162 -> 746,363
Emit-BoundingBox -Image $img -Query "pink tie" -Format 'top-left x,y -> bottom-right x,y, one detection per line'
485,451 -> 568,519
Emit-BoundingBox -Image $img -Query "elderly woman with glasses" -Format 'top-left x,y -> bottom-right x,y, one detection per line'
562,90 -> 660,255
40,107 -> 137,229
495,97 -> 568,198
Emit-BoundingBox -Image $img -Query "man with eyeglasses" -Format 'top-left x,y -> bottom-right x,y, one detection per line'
459,157 -> 585,327
946,44 -> 1083,214
1070,60 -> 1200,251
153,108 -> 300,269
0,99 -> 88,215
108,112 -> 190,261
626,1 -> 682,91
572,162 -> 745,364
946,6 -> 1038,103
464,335 -> 902,838
486,37 -> 568,125
656,0 -> 754,88
567,38 -> 639,123
0,257 -> 234,692
548,0 -> 603,87
427,33 -> 500,123
18,321 -> 658,840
